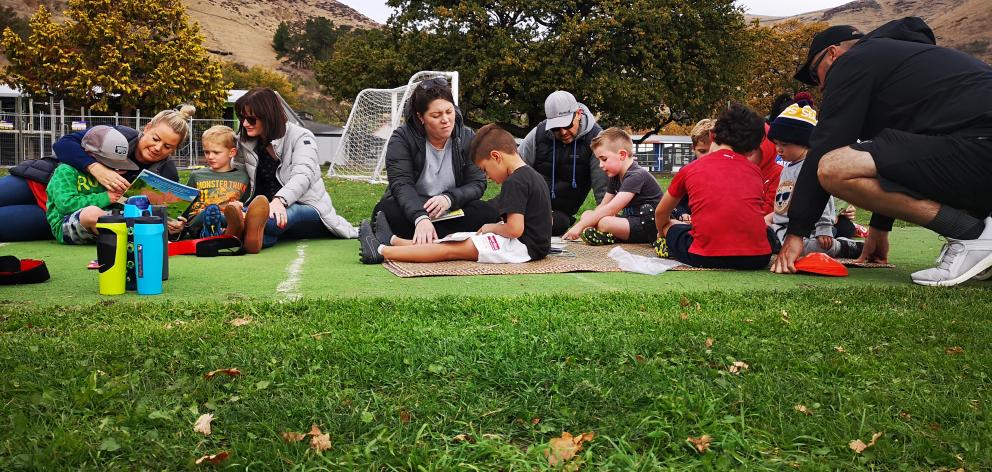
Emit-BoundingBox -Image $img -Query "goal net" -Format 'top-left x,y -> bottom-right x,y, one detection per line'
327,71 -> 459,183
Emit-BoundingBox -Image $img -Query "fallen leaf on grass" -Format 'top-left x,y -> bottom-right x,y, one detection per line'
229,317 -> 252,327
899,411 -> 912,421
794,404 -> 812,416
164,320 -> 186,330
705,338 -> 714,349
780,310 -> 791,324
193,414 -> 213,436
945,346 -> 964,355
679,296 -> 690,307
399,410 -> 411,424
281,431 -> 305,443
680,312 -> 689,320
849,432 -> 883,454
531,417 -> 541,425
834,346 -> 846,353
204,368 -> 241,380
546,431 -> 595,466
728,361 -> 749,374
309,424 -> 331,453
687,434 -> 712,453
452,433 -> 474,443
194,451 -> 229,465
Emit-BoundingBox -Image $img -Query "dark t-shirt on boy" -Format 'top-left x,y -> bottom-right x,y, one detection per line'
494,165 -> 552,260
667,149 -> 770,257
606,162 -> 662,212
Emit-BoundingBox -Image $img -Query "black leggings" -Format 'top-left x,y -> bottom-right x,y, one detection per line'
373,197 -> 500,239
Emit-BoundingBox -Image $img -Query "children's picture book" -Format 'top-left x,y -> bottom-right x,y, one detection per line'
117,169 -> 200,213
431,208 -> 465,222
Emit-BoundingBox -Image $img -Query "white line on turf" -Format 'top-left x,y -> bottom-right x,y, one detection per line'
277,243 -> 307,301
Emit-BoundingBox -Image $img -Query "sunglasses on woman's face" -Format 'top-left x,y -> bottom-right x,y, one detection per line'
242,115 -> 258,126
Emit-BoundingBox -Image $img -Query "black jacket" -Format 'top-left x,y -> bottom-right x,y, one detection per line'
787,17 -> 992,236
380,108 -> 486,224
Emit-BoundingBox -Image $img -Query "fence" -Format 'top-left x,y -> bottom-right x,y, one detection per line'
0,112 -> 239,168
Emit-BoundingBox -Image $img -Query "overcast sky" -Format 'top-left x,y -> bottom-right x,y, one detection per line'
336,1 -> 853,24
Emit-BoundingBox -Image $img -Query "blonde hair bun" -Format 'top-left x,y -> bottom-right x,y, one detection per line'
178,104 -> 196,120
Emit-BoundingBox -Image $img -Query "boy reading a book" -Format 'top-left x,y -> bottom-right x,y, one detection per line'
46,126 -> 182,244
561,127 -> 662,245
179,125 -> 250,238
359,124 -> 552,264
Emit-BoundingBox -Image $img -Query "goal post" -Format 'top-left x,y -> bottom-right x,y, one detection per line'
327,71 -> 459,183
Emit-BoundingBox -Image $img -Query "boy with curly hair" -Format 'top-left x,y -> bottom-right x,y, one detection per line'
652,104 -> 776,269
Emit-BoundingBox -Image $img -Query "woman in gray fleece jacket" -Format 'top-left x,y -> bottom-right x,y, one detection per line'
234,88 -> 356,251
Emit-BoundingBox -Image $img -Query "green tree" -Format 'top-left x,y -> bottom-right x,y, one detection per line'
274,18 -> 353,69
1,0 -> 228,116
221,61 -> 299,109
318,0 -> 751,136
733,19 -> 829,116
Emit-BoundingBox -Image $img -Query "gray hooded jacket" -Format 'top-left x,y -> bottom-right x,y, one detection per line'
239,122 -> 357,239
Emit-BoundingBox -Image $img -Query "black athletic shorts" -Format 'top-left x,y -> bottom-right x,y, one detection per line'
851,128 -> 992,214
621,203 -> 658,244
665,224 -> 773,270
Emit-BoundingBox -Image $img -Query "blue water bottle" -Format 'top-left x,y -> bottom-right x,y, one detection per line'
123,196 -> 151,291
133,215 -> 164,295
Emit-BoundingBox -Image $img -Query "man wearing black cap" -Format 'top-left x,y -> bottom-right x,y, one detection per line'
772,17 -> 992,286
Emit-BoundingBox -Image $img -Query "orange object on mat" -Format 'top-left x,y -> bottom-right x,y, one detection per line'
795,252 -> 849,277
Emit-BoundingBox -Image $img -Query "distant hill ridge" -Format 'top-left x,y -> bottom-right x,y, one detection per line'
2,0 -> 381,68
753,0 -> 991,63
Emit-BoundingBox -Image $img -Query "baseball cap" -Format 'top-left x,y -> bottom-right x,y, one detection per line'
794,25 -> 864,86
81,125 -> 138,171
544,91 -> 580,129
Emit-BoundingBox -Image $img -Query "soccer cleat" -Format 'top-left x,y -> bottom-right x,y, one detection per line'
651,236 -> 669,258
580,227 -> 616,246
372,211 -> 394,247
199,204 -> 224,238
242,196 -> 269,254
358,219 -> 384,264
223,204 -> 245,239
835,237 -> 864,259
911,217 -> 992,286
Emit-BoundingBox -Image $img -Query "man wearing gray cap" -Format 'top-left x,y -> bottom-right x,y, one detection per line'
519,91 -> 607,235
772,17 -> 992,286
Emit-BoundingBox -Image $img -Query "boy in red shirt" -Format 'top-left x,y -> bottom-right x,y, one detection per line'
652,103 -> 776,269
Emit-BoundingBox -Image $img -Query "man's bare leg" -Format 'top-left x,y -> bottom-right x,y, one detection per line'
817,147 -> 939,225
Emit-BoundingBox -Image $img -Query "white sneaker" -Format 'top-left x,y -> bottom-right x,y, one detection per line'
911,217 -> 992,286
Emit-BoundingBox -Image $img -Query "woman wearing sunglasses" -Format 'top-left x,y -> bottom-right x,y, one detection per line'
0,106 -> 194,241
233,87 -> 357,253
372,77 -> 498,244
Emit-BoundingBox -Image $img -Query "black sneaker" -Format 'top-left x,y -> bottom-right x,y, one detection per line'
836,237 -> 864,259
580,227 -> 616,246
358,220 -> 384,264
372,211 -> 394,246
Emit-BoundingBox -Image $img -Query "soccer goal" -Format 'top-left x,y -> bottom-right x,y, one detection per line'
327,71 -> 460,183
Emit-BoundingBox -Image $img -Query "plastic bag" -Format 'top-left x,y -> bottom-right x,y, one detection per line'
608,246 -> 681,275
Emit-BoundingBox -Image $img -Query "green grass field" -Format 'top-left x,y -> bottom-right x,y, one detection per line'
1,172 -> 989,469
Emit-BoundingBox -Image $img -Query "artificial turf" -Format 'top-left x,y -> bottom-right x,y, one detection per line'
1,173 -> 989,469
